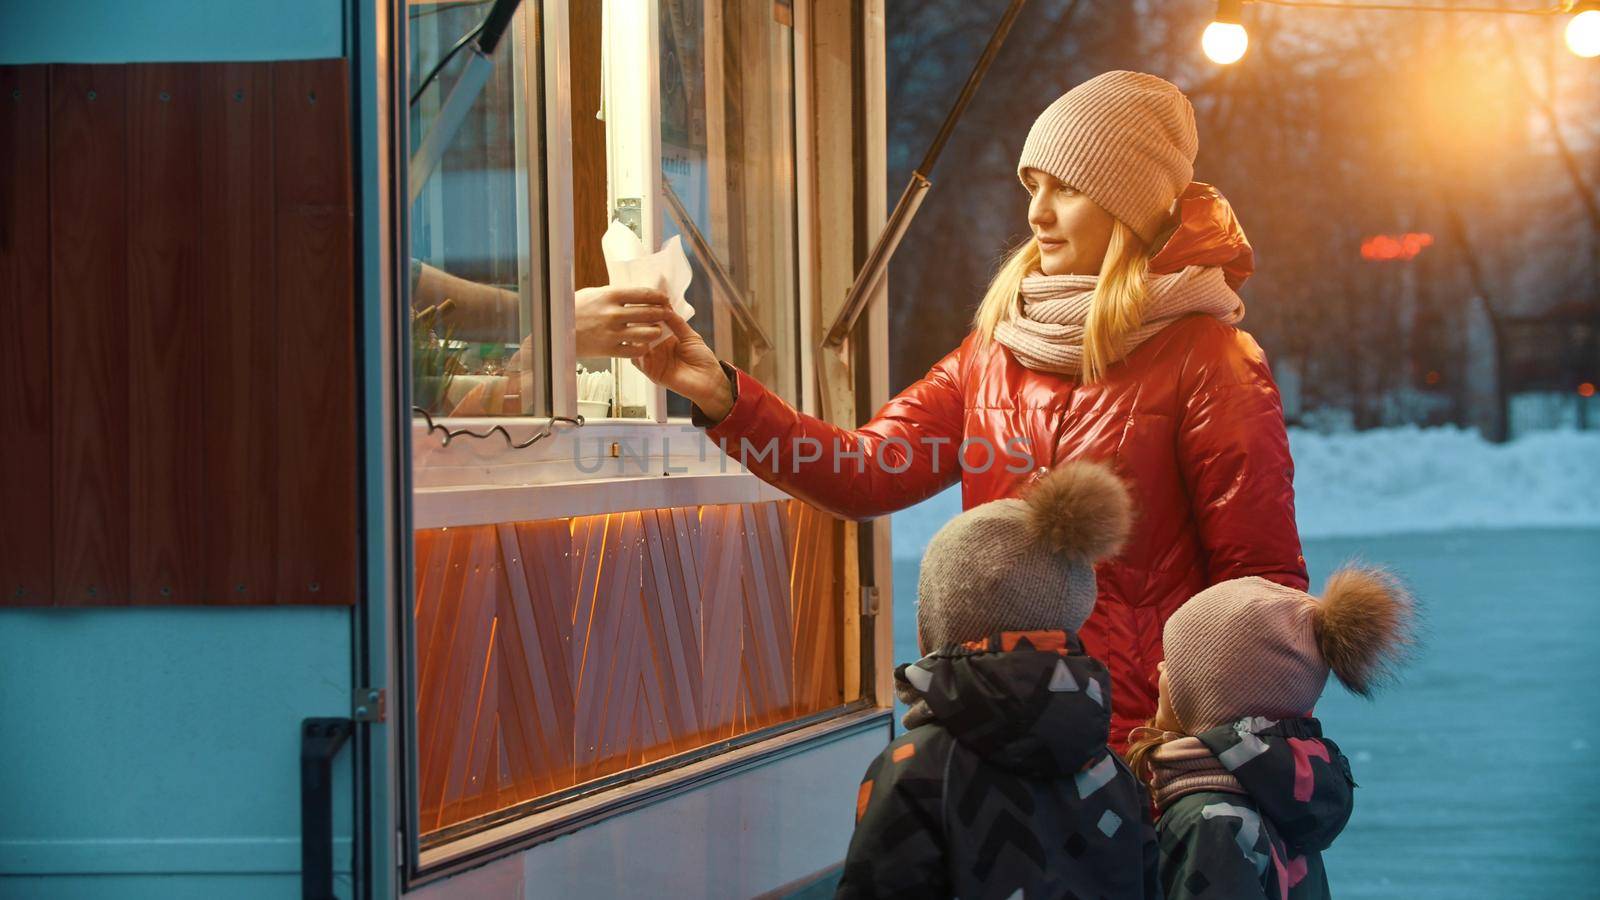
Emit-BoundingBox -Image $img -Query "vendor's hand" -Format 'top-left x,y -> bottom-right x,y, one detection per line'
575,285 -> 673,358
632,311 -> 733,422
446,378 -> 508,417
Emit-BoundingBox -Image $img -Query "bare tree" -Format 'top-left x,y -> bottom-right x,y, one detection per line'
884,0 -> 1598,437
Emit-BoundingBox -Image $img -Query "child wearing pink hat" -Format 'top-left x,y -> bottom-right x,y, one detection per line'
1127,568 -> 1417,900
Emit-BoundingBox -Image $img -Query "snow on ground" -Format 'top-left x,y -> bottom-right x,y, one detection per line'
889,426 -> 1600,560
1288,425 -> 1600,538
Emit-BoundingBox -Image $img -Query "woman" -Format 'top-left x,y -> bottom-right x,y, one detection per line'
637,71 -> 1308,748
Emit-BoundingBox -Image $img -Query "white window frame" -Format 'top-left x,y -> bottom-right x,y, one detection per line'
412,0 -> 813,528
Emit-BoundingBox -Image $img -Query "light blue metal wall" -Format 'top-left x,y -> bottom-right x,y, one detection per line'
0,0 -> 343,64
0,1 -> 361,896
0,609 -> 354,898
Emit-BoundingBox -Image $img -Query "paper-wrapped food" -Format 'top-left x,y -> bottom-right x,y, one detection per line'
601,220 -> 694,349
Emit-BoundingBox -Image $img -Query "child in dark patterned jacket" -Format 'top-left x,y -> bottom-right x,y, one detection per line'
835,462 -> 1160,899
1126,568 -> 1417,900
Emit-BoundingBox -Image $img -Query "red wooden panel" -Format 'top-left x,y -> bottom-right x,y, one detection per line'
417,527 -> 493,830
788,500 -> 842,711
49,65 -> 129,606
413,527 -> 458,695
415,527 -> 475,827
413,500 -> 846,835
573,513 -> 648,782
0,66 -> 53,607
698,503 -> 747,738
739,503 -> 795,724
569,513 -> 604,679
640,507 -> 702,743
271,58 -> 354,605
200,63 -> 278,604
128,63 -> 205,603
440,607 -> 499,826
504,520 -> 577,794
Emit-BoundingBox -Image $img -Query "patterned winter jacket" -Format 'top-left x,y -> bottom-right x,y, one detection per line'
836,631 -> 1160,899
1156,717 -> 1356,900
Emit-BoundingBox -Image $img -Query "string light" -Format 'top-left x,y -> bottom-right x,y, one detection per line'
1568,4 -> 1600,57
1203,1 -> 1596,63
1204,0 -> 1250,64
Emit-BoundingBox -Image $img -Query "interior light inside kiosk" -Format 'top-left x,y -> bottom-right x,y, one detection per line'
597,0 -> 659,419
601,0 -> 655,243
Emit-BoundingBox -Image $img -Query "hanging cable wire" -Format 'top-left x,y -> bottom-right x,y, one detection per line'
409,18 -> 488,107
1204,0 -> 1586,62
1247,0 -> 1567,14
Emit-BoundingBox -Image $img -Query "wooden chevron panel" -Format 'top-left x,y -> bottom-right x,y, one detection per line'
787,500 -> 842,713
414,498 -> 847,835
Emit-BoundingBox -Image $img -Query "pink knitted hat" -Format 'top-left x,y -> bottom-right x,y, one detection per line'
1016,71 -> 1198,244
1162,569 -> 1417,733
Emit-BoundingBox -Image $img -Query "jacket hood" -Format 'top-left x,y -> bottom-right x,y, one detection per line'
1196,716 -> 1356,853
1149,181 -> 1254,290
895,630 -> 1112,777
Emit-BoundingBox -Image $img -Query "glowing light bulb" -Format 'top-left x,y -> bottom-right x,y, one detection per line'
1568,10 -> 1600,58
1203,21 -> 1249,65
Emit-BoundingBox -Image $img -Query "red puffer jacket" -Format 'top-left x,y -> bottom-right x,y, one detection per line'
698,184 -> 1307,747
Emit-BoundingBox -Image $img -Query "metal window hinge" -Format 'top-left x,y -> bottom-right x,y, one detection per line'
353,688 -> 387,723
861,585 -> 881,617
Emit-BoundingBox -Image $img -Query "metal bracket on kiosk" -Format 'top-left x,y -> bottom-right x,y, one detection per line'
816,0 -> 1028,420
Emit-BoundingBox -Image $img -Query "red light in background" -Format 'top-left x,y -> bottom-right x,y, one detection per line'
1580,382 -> 1596,398
1361,232 -> 1434,262
1425,370 -> 1442,386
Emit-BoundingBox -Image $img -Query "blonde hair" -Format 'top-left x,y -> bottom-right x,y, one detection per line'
1122,718 -> 1183,786
973,221 -> 1150,383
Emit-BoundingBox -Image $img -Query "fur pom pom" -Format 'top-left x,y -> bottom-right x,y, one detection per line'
1314,565 -> 1417,696
1022,461 -> 1133,563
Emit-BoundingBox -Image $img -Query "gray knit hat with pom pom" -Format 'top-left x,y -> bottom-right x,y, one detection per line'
916,461 -> 1133,652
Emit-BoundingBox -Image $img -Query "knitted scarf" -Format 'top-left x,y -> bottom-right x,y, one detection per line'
1130,727 -> 1247,811
992,265 -> 1245,375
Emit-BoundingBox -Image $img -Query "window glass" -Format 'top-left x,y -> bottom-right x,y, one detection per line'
408,1 -> 547,418
658,0 -> 800,411
571,0 -> 800,419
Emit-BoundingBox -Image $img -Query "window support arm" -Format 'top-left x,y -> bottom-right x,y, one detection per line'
661,181 -> 776,366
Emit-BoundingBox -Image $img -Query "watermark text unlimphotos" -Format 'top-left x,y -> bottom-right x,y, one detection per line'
573,427 -> 1035,477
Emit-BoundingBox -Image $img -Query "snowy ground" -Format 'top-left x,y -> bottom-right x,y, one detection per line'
888,426 -> 1600,560
880,426 -> 1600,897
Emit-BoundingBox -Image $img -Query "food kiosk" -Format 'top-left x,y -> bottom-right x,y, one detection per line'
0,0 -> 897,896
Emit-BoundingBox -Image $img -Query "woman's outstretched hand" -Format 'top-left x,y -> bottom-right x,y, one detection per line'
631,311 -> 734,422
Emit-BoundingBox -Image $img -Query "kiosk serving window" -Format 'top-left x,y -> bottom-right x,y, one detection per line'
405,1 -> 850,857
408,0 -> 548,419
578,0 -> 801,419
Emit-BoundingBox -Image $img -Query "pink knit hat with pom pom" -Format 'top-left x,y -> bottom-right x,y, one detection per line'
1162,568 -> 1418,733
